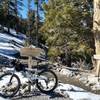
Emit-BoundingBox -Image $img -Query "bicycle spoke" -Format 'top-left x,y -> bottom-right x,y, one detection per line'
36,70 -> 58,93
0,73 -> 20,98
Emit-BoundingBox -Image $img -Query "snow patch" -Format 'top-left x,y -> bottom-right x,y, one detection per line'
56,83 -> 100,100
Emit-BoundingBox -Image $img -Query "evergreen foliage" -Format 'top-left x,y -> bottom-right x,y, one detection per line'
26,0 -> 45,46
0,0 -> 95,67
0,0 -> 24,32
40,0 -> 94,65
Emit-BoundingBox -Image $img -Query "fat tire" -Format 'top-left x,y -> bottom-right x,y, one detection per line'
0,73 -> 20,98
36,70 -> 58,93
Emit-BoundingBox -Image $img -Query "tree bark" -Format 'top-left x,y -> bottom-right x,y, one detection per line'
93,0 -> 100,76
93,0 -> 100,54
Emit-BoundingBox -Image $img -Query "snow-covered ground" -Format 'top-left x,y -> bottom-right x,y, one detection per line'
56,83 -> 100,100
57,67 -> 100,92
0,26 -> 100,100
0,70 -> 100,100
0,97 -> 8,100
0,27 -> 25,59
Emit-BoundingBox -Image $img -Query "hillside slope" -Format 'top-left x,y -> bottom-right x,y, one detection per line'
0,26 -> 26,65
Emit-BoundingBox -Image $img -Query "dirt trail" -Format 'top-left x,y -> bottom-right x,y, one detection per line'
56,72 -> 100,94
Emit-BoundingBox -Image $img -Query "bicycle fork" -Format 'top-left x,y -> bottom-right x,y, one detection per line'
9,68 -> 16,85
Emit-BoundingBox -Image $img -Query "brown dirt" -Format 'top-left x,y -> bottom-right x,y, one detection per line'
56,72 -> 100,94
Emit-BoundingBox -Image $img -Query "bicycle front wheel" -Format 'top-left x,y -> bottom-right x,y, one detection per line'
36,70 -> 58,93
0,73 -> 20,98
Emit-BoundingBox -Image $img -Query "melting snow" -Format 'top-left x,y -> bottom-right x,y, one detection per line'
56,83 -> 100,100
0,26 -> 100,100
0,27 -> 25,59
0,68 -> 100,100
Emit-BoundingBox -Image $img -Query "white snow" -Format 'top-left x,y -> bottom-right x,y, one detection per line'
17,72 -> 100,100
15,72 -> 28,83
9,29 -> 17,36
56,83 -> 100,100
0,46 -> 17,50
0,43 -> 11,47
0,26 -> 100,100
0,42 -> 23,48
0,53 -> 15,59
60,68 -> 73,77
0,97 -> 9,100
0,74 -> 13,100
0,27 -> 25,59
0,68 -> 100,100
0,33 -> 24,44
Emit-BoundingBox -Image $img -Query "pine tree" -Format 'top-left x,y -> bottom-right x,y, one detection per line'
0,0 -> 24,33
93,0 -> 100,76
27,0 -> 35,45
26,0 -> 45,46
41,0 -> 94,65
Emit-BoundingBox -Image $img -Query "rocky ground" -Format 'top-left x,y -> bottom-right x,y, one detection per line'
53,63 -> 100,94
0,61 -> 100,100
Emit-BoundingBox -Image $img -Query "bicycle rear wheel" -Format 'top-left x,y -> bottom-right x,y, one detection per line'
0,73 -> 20,98
36,70 -> 58,93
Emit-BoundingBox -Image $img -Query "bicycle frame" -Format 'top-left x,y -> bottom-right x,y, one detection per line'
7,66 -> 47,83
24,68 -> 48,83
0,65 -> 58,97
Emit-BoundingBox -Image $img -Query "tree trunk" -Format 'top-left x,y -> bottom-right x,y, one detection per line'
93,0 -> 100,76
93,0 -> 100,54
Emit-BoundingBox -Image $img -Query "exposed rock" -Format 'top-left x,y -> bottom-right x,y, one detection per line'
79,77 -> 88,84
87,75 -> 99,84
55,88 -> 70,98
56,68 -> 62,72
20,86 -> 29,94
60,68 -> 74,77
91,82 -> 100,90
55,64 -> 100,92
21,83 -> 28,89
